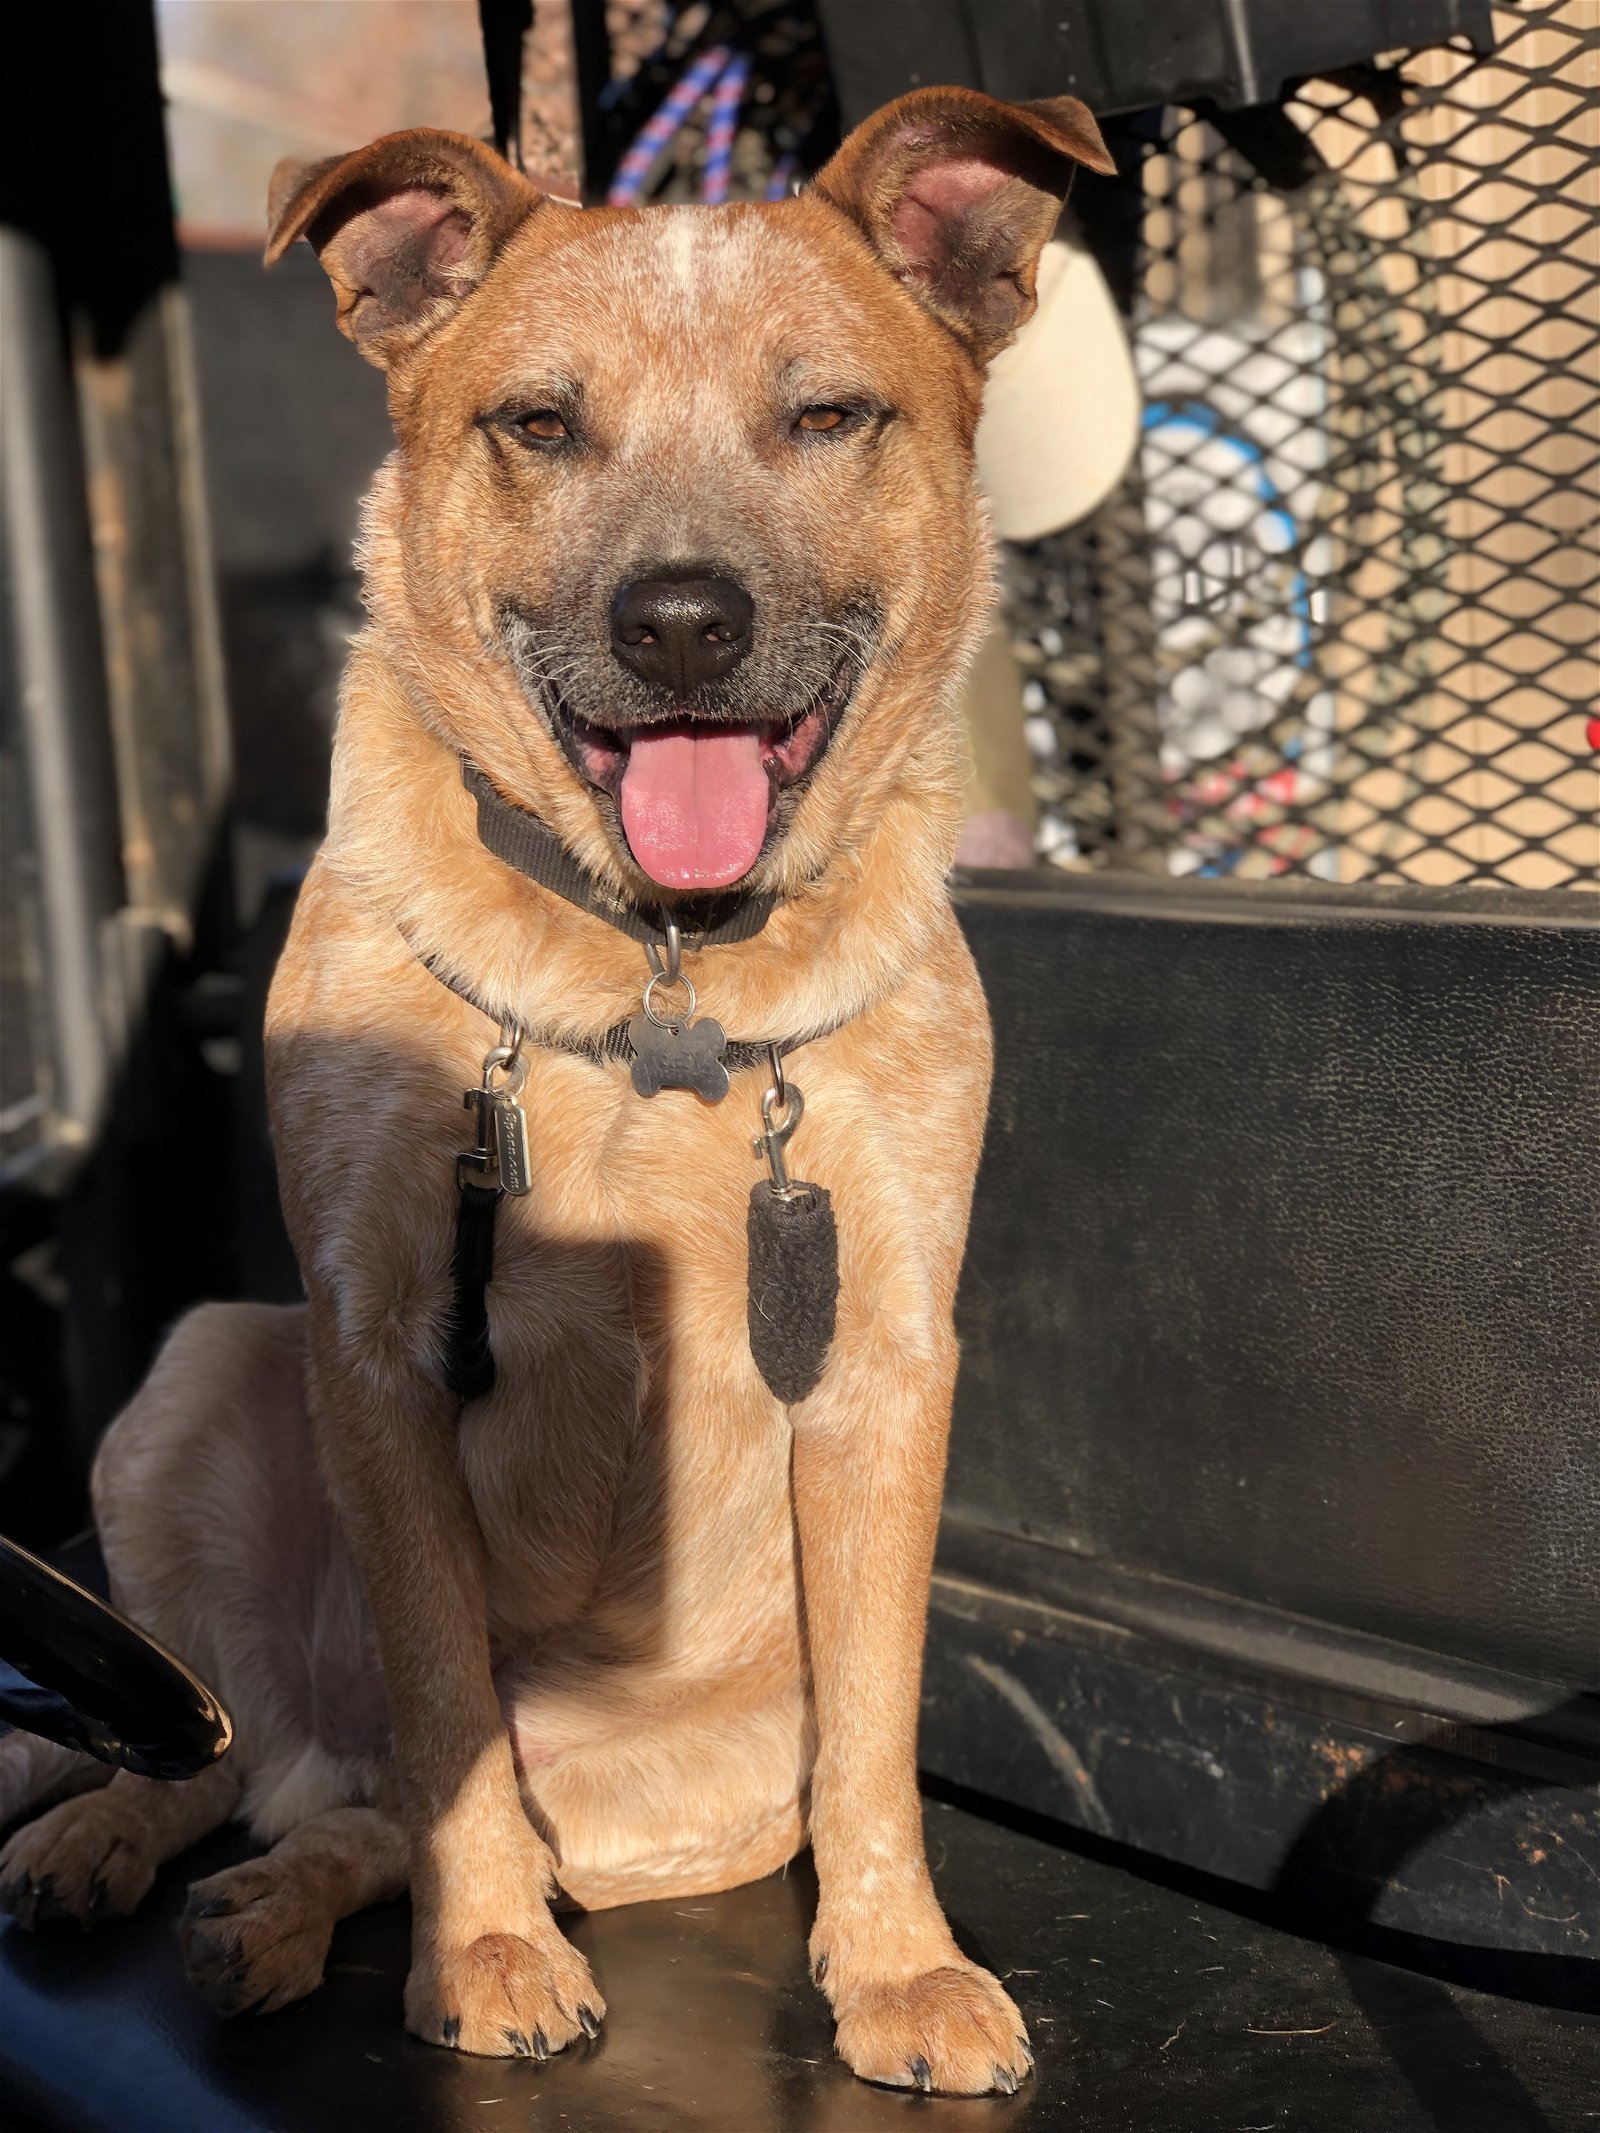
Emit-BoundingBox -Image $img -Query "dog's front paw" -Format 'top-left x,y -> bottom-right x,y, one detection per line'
831,1964 -> 1032,2096
0,1793 -> 158,1929
405,1929 -> 604,2059
179,1858 -> 334,2015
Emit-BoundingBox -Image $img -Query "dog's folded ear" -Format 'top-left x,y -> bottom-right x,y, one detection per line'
814,86 -> 1115,366
264,129 -> 538,368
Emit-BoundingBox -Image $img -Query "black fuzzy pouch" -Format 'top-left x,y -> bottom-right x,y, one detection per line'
746,1183 -> 838,1403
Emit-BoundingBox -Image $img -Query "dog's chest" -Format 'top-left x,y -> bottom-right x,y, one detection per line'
455,1059 -> 790,1643
486,1053 -> 763,1314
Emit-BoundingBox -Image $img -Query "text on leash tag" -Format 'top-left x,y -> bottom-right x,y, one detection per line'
491,1092 -> 532,1195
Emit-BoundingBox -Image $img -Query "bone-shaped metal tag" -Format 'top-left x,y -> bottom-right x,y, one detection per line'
627,1013 -> 730,1102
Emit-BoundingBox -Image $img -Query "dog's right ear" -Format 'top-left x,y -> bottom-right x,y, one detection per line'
265,129 -> 538,369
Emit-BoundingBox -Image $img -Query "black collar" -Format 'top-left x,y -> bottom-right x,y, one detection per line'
462,759 -> 777,950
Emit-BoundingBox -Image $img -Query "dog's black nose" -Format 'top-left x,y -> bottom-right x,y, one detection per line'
611,573 -> 754,698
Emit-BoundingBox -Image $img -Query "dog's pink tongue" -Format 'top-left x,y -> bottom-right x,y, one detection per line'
619,725 -> 769,888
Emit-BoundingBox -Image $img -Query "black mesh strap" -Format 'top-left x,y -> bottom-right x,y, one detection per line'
463,758 -> 777,950
416,942 -> 808,1081
566,1019 -> 797,1075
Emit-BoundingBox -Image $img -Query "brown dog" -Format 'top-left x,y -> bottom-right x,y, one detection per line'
0,87 -> 1110,2094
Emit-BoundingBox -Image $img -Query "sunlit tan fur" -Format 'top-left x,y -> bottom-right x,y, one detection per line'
0,88 -> 1109,2095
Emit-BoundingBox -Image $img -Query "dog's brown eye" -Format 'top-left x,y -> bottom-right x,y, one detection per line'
796,406 -> 848,433
518,410 -> 569,441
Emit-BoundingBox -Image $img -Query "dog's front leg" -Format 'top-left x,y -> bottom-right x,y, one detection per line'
307,1309 -> 602,2058
795,1339 -> 1030,2097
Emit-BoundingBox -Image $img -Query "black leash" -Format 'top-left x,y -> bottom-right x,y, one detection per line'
446,1182 -> 503,1400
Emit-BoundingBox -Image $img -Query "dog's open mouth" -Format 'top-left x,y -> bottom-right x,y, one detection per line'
550,663 -> 854,890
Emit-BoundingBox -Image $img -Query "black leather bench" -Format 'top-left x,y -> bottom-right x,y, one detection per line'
926,871 -> 1600,1965
5,1793 -> 1594,2132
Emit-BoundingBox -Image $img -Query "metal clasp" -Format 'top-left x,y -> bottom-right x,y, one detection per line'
753,1047 -> 809,1201
458,1025 -> 527,1191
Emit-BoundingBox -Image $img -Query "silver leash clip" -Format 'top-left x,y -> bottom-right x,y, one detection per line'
753,1046 -> 812,1203
459,1026 -> 531,1196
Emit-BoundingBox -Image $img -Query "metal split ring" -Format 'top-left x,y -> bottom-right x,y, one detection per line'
642,969 -> 697,1029
481,1037 -> 529,1094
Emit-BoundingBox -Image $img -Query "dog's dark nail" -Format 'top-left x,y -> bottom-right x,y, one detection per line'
440,2015 -> 461,2047
187,1892 -> 234,1918
577,2004 -> 600,2039
87,1877 -> 108,1917
531,2027 -> 550,2061
504,2028 -> 532,2056
812,1951 -> 828,1985
909,2054 -> 933,2093
993,2063 -> 1018,2094
14,1874 -> 51,1928
1016,2033 -> 1033,2064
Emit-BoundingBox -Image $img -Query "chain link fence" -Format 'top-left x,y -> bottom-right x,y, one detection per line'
1014,0 -> 1597,888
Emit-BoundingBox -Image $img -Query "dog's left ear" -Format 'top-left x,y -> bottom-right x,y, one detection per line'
814,86 -> 1114,365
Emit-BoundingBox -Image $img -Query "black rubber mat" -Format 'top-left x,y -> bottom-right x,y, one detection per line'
2,1796 -> 1594,2131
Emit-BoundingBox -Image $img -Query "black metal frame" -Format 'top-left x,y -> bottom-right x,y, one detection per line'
816,0 -> 1494,124
1,5 -> 235,1494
